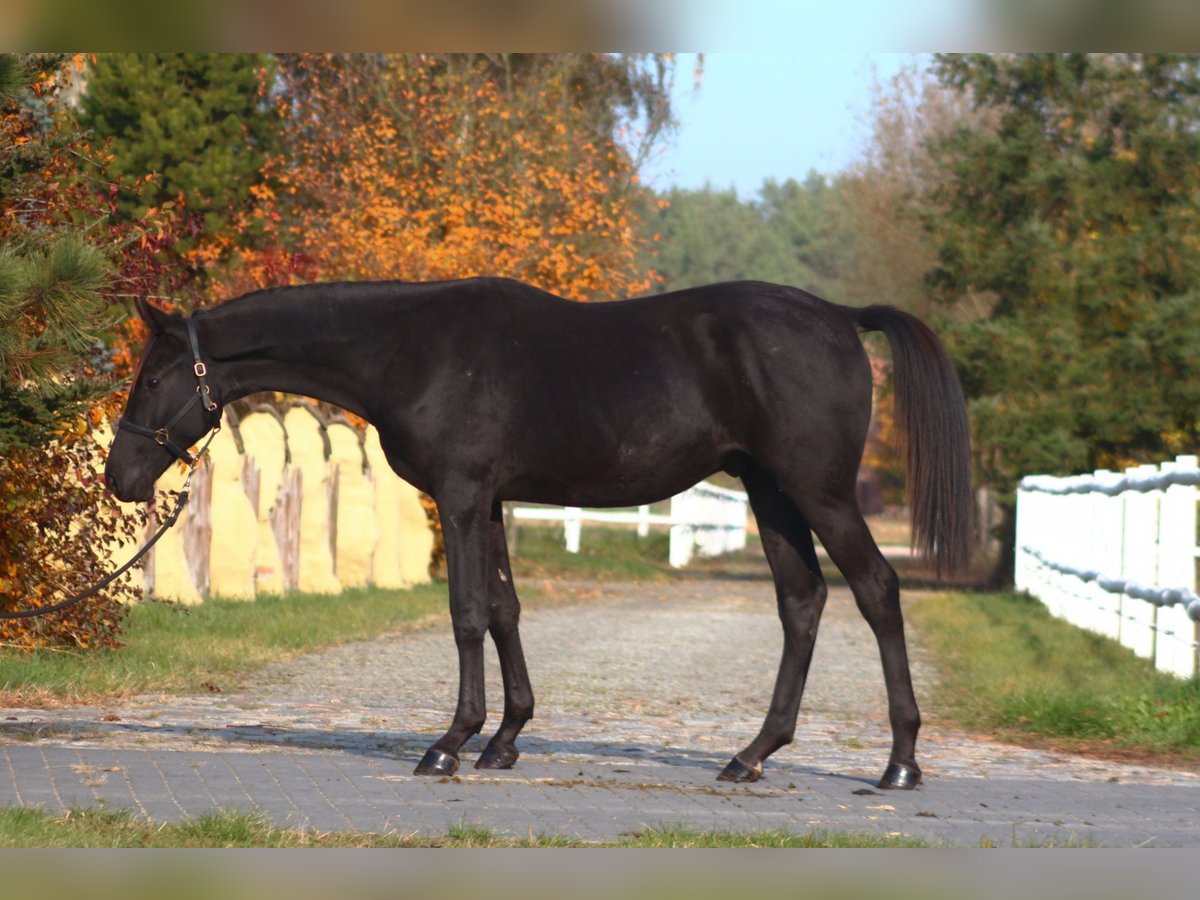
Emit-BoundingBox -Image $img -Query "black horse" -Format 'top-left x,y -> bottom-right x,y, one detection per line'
105,277 -> 971,789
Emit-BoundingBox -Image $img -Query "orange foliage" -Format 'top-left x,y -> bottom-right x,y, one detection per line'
860,345 -> 905,502
204,55 -> 655,303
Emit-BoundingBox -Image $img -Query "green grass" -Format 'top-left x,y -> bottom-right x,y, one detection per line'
0,807 -> 941,848
615,824 -> 934,848
0,807 -> 1107,848
508,524 -> 676,582
908,590 -> 1200,759
0,583 -> 450,703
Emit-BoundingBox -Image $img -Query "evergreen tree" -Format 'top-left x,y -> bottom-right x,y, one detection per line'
75,53 -> 277,253
0,55 -> 113,454
922,53 -> 1200,575
644,175 -> 844,295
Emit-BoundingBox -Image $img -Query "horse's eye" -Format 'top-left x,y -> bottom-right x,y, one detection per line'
146,377 -> 162,391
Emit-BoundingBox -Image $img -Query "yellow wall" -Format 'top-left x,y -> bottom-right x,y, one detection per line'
149,455 -> 205,604
97,404 -> 432,602
328,421 -> 378,588
283,405 -> 342,595
364,427 -> 434,588
236,410 -> 289,595
205,426 -> 258,600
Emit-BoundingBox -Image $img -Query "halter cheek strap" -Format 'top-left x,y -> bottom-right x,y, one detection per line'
186,315 -> 219,414
117,317 -> 221,465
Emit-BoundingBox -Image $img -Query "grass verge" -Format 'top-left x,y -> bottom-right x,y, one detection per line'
0,807 -> 943,847
908,590 -> 1200,761
508,524 -> 676,582
0,583 -> 450,704
0,807 -> 1105,847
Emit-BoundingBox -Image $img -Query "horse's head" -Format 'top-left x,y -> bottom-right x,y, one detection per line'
104,298 -> 222,503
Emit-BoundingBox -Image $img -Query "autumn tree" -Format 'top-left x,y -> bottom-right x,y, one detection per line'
1,54 -> 184,646
830,63 -> 997,316
212,53 -> 677,302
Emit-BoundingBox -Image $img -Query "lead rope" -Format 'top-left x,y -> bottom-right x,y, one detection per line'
0,426 -> 220,620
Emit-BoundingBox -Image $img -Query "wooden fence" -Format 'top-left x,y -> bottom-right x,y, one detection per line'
99,403 -> 434,602
1014,455 -> 1200,679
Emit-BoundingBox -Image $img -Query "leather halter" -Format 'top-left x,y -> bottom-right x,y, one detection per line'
117,317 -> 221,465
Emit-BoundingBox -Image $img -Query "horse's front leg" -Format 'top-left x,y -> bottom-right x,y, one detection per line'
414,490 -> 493,776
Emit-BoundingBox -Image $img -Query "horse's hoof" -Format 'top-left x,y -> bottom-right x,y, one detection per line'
716,756 -> 763,783
877,762 -> 921,790
475,744 -> 518,770
414,749 -> 460,776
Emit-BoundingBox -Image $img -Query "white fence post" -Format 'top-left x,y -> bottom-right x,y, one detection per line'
1092,470 -> 1123,641
563,507 -> 582,554
1156,456 -> 1199,678
637,505 -> 651,538
1120,464 -> 1159,660
669,489 -> 696,568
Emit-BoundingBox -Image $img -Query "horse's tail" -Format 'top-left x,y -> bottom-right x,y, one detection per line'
853,305 -> 972,577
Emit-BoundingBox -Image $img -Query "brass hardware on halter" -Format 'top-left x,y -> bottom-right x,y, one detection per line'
117,315 -> 222,465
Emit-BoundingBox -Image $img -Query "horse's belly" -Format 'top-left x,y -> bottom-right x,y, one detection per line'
501,434 -> 732,507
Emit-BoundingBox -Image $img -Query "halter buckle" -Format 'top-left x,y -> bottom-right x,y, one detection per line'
193,361 -> 208,378
154,428 -> 169,445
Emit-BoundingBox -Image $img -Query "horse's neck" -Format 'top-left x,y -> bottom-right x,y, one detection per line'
202,291 -> 387,418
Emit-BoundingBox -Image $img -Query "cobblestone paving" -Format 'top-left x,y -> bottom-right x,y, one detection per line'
2,571 -> 1198,846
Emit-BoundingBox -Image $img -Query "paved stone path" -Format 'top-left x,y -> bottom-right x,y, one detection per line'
2,571 -> 1198,846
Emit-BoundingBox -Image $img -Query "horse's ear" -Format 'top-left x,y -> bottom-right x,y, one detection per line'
135,296 -> 179,334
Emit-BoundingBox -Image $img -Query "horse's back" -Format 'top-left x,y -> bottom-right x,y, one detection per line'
417,280 -> 874,503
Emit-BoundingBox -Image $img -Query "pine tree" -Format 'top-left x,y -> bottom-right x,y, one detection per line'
75,53 -> 277,257
0,55 -> 114,454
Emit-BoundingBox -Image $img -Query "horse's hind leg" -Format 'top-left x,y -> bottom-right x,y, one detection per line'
476,503 -> 535,770
719,463 -> 828,783
800,493 -> 922,790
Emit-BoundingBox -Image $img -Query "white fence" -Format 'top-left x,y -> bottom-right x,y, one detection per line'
511,480 -> 749,568
1015,455 -> 1200,679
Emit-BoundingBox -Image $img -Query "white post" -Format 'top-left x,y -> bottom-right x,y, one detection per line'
1093,470 -> 1123,640
637,504 -> 650,538
1120,464 -> 1159,659
564,506 -> 582,554
1014,483 -> 1030,594
1156,456 -> 1199,678
669,489 -> 694,568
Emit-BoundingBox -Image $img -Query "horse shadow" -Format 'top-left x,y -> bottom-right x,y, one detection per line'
14,715 -> 878,788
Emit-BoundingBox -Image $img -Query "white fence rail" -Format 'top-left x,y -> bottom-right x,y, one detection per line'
1015,455 -> 1200,679
512,480 -> 749,568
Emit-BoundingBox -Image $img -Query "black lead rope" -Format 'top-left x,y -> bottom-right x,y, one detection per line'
0,424 -> 219,620
0,481 -> 194,620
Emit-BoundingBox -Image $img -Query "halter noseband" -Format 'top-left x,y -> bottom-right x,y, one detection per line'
117,317 -> 221,466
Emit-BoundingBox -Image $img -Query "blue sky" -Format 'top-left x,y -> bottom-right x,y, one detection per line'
640,53 -> 923,199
